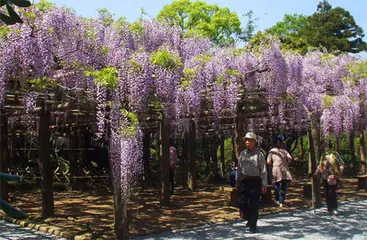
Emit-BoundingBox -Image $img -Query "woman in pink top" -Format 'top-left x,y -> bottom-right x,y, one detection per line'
267,134 -> 292,207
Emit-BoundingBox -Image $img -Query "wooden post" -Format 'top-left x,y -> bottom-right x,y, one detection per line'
234,107 -> 246,162
187,120 -> 197,191
39,104 -> 54,218
0,110 -> 9,202
159,113 -> 170,205
182,132 -> 189,189
359,130 -> 366,175
231,136 -> 236,165
69,125 -> 79,190
142,130 -> 151,183
358,89 -> 366,175
209,138 -> 219,182
309,116 -> 322,209
349,132 -> 357,176
220,135 -> 225,178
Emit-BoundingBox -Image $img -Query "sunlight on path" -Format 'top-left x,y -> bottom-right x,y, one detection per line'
133,199 -> 367,240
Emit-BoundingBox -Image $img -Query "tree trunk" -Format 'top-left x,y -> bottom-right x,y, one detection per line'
142,130 -> 151,183
182,132 -> 189,189
69,125 -> 79,190
112,186 -> 129,240
234,108 -> 246,164
359,130 -> 366,175
39,105 -> 54,218
220,136 -> 225,178
231,136 -> 236,164
334,135 -> 340,153
348,132 -> 357,176
358,88 -> 366,175
299,136 -> 304,160
0,111 -> 9,202
187,121 -> 197,191
209,139 -> 219,182
309,116 -> 322,209
202,135 -> 208,169
159,114 -> 170,206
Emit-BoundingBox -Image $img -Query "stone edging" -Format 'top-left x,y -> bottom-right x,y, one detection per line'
0,215 -> 92,240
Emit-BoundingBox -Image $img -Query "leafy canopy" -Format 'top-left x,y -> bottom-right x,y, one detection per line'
303,1 -> 367,54
157,0 -> 241,47
250,1 -> 367,55
84,67 -> 119,89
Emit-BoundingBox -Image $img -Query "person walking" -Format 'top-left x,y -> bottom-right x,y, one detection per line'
267,134 -> 293,207
236,132 -> 267,233
316,151 -> 344,215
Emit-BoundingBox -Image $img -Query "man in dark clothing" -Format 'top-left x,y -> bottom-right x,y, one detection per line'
236,132 -> 267,233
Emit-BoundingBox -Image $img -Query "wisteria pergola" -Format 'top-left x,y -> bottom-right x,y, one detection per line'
0,5 -> 366,240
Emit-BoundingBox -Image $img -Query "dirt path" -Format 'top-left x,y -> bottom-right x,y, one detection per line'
2,178 -> 366,239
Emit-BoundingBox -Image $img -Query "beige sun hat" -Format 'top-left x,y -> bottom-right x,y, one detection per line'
243,132 -> 257,142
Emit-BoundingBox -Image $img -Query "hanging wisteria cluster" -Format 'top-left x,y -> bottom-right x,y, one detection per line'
0,5 -> 366,191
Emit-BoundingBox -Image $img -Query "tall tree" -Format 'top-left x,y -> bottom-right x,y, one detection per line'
156,0 -> 241,46
250,1 -> 366,55
304,0 -> 367,54
239,10 -> 258,43
264,13 -> 309,54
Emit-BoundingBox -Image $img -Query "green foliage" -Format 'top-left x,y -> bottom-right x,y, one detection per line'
250,14 -> 310,54
193,53 -> 212,64
33,0 -> 54,12
100,46 -> 110,56
127,59 -> 142,73
216,138 -> 234,170
251,1 -> 367,54
0,25 -> 10,38
0,0 -> 31,25
344,60 -> 367,86
321,95 -> 334,108
84,67 -> 118,88
97,8 -> 114,26
83,25 -> 97,41
114,17 -> 128,34
303,1 -> 367,54
347,60 -> 367,78
129,21 -> 144,34
215,70 -> 239,86
240,10 -> 258,42
147,94 -> 163,120
157,0 -> 241,46
119,109 -> 139,137
26,77 -> 56,90
150,50 -> 182,70
179,67 -> 197,90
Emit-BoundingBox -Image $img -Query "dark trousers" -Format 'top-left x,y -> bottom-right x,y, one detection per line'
274,180 -> 288,204
323,180 -> 338,211
169,169 -> 174,195
238,178 -> 262,229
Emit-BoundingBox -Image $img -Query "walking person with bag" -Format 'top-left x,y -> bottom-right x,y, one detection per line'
236,132 -> 267,233
315,150 -> 344,215
267,134 -> 292,208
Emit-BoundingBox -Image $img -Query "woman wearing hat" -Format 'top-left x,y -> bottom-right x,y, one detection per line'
236,132 -> 267,233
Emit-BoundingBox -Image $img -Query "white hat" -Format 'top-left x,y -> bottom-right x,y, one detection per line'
243,132 -> 257,141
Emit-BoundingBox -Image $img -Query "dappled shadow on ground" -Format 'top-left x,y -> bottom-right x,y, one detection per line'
2,178 -> 366,239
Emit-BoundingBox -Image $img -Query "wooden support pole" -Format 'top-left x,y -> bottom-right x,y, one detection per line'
39,104 -> 54,218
